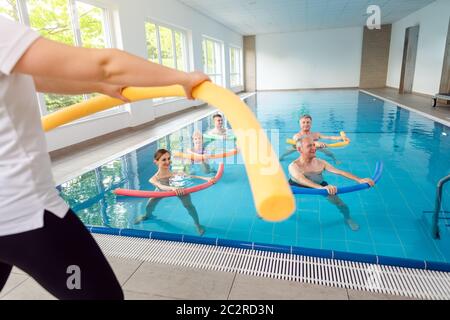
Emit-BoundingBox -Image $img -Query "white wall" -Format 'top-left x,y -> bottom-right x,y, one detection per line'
256,27 -> 363,90
46,0 -> 243,152
386,0 -> 450,96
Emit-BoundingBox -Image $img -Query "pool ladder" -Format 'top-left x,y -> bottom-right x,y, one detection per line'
432,174 -> 450,239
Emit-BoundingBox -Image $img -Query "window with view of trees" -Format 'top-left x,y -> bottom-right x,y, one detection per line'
145,20 -> 188,102
145,21 -> 188,72
229,46 -> 242,87
202,37 -> 223,86
1,0 -> 114,115
0,0 -> 19,21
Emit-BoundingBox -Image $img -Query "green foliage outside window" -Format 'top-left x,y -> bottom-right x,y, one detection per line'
174,31 -> 185,71
145,22 -> 159,64
0,0 -> 19,21
145,21 -> 186,71
77,1 -> 107,49
159,25 -> 175,68
25,0 -> 109,113
230,47 -> 241,87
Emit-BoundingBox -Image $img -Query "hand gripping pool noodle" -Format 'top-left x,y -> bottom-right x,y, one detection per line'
114,163 -> 224,198
291,161 -> 383,195
42,82 -> 296,221
287,131 -> 350,148
326,131 -> 350,148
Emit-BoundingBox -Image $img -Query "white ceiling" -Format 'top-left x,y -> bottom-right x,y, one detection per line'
179,0 -> 436,35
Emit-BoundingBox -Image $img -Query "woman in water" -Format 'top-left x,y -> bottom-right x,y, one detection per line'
185,131 -> 213,174
135,149 -> 216,235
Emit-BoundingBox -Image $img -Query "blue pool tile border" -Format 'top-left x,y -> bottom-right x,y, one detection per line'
88,226 -> 450,273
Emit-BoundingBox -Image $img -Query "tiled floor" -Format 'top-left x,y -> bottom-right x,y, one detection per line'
2,258 -> 408,300
363,88 -> 450,126
0,92 -> 423,300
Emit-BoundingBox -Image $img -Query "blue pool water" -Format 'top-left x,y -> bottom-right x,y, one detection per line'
58,90 -> 450,264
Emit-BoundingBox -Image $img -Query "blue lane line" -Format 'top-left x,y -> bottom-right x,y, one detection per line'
87,225 -> 450,273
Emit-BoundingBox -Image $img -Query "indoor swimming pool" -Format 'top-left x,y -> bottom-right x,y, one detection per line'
58,90 -> 450,269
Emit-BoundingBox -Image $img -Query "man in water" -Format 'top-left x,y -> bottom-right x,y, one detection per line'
288,135 -> 374,231
208,114 -> 227,136
280,114 -> 346,163
293,114 -> 346,147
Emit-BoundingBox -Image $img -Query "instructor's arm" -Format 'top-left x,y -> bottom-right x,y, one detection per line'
13,37 -> 209,99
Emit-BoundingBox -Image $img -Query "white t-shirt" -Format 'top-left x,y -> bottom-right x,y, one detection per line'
0,16 -> 69,236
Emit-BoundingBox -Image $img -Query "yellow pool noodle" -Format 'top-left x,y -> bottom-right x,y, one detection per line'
286,131 -> 350,148
42,82 -> 296,221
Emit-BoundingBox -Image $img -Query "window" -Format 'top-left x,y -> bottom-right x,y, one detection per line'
76,1 -> 111,49
7,0 -> 115,115
27,0 -> 82,114
229,46 -> 243,87
0,0 -> 20,21
202,37 -> 223,86
145,20 -> 188,72
145,20 -> 188,103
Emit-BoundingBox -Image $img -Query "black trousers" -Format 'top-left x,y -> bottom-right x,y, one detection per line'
0,209 -> 123,300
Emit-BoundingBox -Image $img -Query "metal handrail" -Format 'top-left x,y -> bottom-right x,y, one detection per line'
432,174 -> 450,239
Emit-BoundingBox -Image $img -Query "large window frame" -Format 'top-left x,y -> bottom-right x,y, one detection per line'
229,45 -> 243,88
2,0 -> 120,119
144,19 -> 189,71
144,19 -> 190,104
202,36 -> 224,87
0,0 -> 23,22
